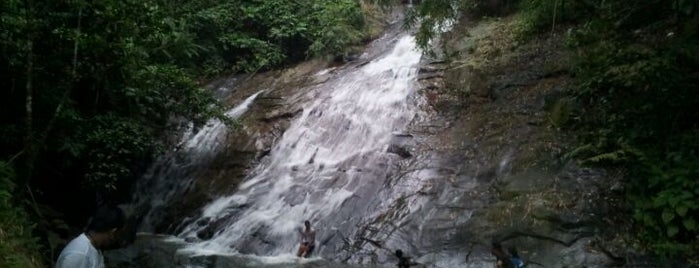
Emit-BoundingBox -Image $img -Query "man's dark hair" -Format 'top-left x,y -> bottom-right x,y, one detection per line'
86,205 -> 126,232
395,249 -> 404,258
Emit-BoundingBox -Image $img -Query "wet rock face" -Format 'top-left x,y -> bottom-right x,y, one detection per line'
387,133 -> 414,158
410,15 -> 631,267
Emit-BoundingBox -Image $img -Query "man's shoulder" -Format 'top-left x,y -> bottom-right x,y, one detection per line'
56,249 -> 89,268
62,234 -> 91,253
58,234 -> 101,260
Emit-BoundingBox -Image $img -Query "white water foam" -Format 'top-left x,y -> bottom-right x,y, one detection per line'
184,90 -> 264,152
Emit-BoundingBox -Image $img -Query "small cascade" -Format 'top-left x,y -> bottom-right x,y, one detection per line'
133,91 -> 263,232
183,90 -> 263,152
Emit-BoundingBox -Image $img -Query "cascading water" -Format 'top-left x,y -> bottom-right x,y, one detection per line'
179,34 -> 424,258
184,90 -> 264,153
133,90 -> 263,232
117,25 -> 484,268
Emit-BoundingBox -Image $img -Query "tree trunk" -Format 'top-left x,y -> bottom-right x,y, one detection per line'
23,27 -> 35,185
24,6 -> 83,185
38,8 -> 82,144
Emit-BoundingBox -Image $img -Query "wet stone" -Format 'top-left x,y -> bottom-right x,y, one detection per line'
387,144 -> 412,158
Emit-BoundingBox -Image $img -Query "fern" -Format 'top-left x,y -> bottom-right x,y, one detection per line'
564,143 -> 594,159
582,149 -> 627,164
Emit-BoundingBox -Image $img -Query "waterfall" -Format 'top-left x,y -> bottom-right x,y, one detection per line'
185,90 -> 263,152
133,90 -> 263,232
113,8 -> 627,268
176,34 -> 424,259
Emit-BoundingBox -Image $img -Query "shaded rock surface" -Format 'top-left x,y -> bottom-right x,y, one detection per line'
411,15 -> 632,267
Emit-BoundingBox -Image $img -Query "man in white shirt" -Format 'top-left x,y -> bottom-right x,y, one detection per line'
55,205 -> 126,268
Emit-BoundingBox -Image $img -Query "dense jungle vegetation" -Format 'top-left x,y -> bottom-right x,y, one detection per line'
1,0 -> 697,266
1,0 -> 370,266
519,0 -> 698,262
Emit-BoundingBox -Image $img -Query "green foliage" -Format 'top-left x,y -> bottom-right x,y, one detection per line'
125,64 -> 225,127
409,0 -> 464,49
547,97 -> 572,128
549,0 -> 699,260
0,162 -> 43,268
516,0 -> 590,36
83,115 -> 153,192
181,0 -> 367,73
377,0 -> 520,49
569,29 -> 698,155
305,0 -> 367,57
629,150 -> 699,256
373,0 -> 486,49
0,0 -> 376,262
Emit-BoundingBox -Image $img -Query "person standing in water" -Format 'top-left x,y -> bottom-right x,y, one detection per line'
297,220 -> 316,258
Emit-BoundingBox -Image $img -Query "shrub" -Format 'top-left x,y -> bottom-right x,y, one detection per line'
0,162 -> 43,268
561,1 -> 699,260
